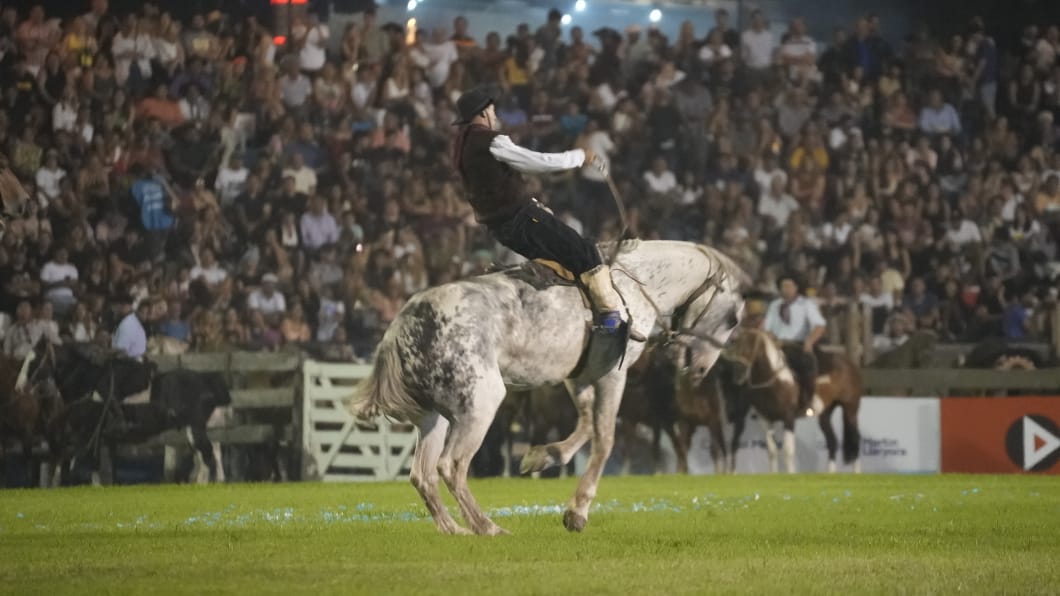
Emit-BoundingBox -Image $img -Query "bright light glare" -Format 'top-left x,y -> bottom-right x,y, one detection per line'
649,9 -> 661,22
561,14 -> 572,25
407,0 -> 417,11
574,0 -> 587,11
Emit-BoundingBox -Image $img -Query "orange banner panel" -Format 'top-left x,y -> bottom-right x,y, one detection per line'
941,397 -> 1060,474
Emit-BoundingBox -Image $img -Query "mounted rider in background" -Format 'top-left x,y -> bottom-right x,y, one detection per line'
762,273 -> 827,412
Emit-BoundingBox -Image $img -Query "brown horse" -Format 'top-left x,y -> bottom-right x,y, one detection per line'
672,357 -> 729,474
722,328 -> 863,473
0,353 -> 64,487
614,340 -> 729,475
614,343 -> 679,474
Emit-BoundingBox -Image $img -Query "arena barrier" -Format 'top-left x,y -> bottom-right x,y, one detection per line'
301,360 -> 416,482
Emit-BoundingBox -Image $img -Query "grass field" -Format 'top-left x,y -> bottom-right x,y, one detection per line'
1,475 -> 1058,595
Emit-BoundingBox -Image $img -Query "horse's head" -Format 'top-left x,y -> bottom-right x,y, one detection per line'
671,247 -> 749,381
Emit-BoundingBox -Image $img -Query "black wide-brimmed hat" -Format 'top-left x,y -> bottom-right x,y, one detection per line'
452,86 -> 496,126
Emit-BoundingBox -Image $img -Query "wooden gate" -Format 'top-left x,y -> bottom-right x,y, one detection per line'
301,360 -> 417,481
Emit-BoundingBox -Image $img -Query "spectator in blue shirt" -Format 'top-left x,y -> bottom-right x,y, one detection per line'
919,90 -> 962,137
130,165 -> 175,261
157,300 -> 192,344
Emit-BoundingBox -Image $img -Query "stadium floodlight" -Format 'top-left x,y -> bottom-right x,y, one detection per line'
561,14 -> 572,25
575,0 -> 586,11
649,8 -> 661,23
407,0 -> 417,11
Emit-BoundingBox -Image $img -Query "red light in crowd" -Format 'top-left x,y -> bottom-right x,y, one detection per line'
273,35 -> 286,45
271,0 -> 307,3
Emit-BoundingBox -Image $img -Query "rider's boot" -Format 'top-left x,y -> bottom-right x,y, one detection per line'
580,264 -> 623,334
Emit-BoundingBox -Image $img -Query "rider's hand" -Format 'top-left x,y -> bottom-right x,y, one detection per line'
582,148 -> 596,166
803,340 -> 814,353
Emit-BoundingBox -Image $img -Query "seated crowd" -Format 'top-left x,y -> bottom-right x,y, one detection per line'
1,1 -> 1059,364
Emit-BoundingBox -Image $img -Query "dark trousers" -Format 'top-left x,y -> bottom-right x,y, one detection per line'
487,201 -> 601,277
781,343 -> 820,409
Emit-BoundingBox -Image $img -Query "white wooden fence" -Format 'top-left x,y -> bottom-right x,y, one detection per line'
300,360 -> 417,482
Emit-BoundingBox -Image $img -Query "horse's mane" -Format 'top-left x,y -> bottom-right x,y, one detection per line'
695,244 -> 753,290
606,240 -> 751,289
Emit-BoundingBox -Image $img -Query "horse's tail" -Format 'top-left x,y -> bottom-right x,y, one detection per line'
842,406 -> 860,464
348,338 -> 422,423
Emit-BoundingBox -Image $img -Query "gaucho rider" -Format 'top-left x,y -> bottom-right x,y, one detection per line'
451,86 -> 623,333
762,273 -> 827,412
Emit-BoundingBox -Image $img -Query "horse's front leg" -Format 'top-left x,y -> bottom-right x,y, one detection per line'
783,418 -> 797,474
521,382 -> 594,474
757,415 -> 779,474
563,370 -> 627,532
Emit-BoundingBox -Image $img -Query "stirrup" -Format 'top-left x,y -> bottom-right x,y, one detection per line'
592,311 -> 623,334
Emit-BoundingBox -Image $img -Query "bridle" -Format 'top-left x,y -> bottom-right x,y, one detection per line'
721,328 -> 788,390
613,246 -> 737,350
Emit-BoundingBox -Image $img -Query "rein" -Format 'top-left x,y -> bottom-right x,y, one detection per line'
722,329 -> 788,390
611,246 -> 732,349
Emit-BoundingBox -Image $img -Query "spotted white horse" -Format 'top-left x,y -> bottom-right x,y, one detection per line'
350,240 -> 748,535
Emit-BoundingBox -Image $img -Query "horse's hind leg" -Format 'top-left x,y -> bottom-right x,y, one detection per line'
841,400 -> 862,473
411,411 -> 467,535
187,425 -> 216,484
818,402 -> 840,473
438,373 -> 508,536
564,370 -> 627,532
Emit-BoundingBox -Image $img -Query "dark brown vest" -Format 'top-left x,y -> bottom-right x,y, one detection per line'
454,125 -> 529,224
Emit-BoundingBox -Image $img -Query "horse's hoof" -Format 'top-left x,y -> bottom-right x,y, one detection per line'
520,445 -> 559,474
563,510 -> 587,533
480,523 -> 510,536
440,524 -> 473,536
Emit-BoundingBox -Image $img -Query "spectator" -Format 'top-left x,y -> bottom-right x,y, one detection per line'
740,10 -> 776,87
247,273 -> 287,318
2,301 -> 40,359
40,247 -> 78,316
919,89 -> 962,136
157,300 -> 191,345
300,195 -> 339,253
280,302 -> 312,344
293,13 -> 329,74
759,174 -> 800,227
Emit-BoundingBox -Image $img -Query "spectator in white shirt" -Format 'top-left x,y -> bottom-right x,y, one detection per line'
40,247 -> 78,315
35,150 -> 66,205
758,173 -> 800,227
52,89 -> 78,133
944,212 -> 983,250
778,18 -> 819,83
281,153 -> 317,196
111,14 -> 155,86
293,14 -> 329,73
643,158 -> 678,195
859,275 -> 895,311
247,273 -> 287,320
214,154 -> 249,207
190,248 -> 228,287
418,28 -> 459,89
741,10 -> 776,71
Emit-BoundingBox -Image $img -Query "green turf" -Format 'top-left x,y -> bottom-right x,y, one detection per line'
1,475 -> 1058,595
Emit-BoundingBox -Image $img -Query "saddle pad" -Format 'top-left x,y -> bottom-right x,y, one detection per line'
500,259 -> 578,290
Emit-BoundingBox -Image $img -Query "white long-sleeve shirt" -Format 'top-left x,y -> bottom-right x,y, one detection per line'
488,135 -> 586,174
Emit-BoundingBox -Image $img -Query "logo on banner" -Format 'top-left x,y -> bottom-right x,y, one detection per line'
1005,414 -> 1060,472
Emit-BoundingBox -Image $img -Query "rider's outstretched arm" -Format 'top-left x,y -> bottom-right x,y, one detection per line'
489,134 -> 586,174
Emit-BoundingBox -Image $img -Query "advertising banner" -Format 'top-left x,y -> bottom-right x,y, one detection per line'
686,397 -> 940,474
941,397 -> 1060,474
